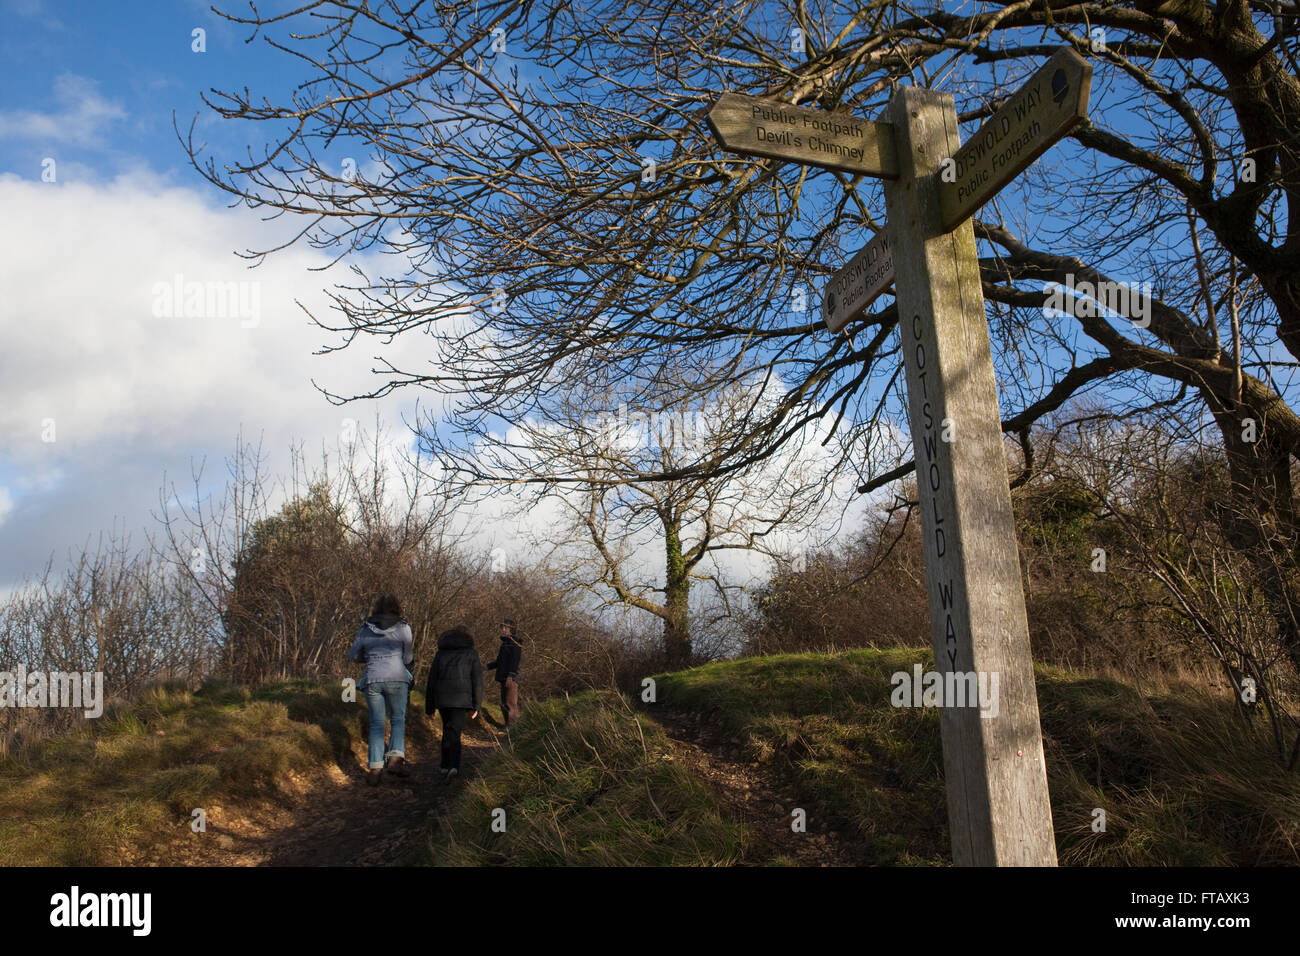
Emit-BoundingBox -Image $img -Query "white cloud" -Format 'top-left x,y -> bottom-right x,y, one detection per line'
0,165 -> 886,616
0,169 -> 444,585
459,381 -> 876,623
0,74 -> 124,147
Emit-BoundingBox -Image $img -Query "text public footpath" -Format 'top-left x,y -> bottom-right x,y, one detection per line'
750,102 -> 869,164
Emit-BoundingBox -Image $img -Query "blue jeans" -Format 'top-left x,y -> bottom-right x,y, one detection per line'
363,681 -> 409,770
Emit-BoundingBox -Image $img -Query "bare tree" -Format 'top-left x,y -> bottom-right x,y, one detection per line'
499,380 -> 841,665
154,422 -> 465,682
0,527 -> 219,753
1043,406 -> 1300,767
183,1 -> 1300,677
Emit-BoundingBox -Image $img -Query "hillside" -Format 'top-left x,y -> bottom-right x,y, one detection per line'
430,648 -> 1300,866
2,649 -> 1296,866
0,679 -> 496,866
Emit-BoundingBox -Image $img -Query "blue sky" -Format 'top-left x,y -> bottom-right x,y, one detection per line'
0,0 -> 454,589
0,0 -> 295,184
0,0 -> 861,601
0,0 -> 1278,606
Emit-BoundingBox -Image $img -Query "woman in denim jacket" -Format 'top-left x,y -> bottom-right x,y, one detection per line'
347,593 -> 415,785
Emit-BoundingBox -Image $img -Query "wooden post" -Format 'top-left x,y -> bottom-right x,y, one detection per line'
708,51 -> 1090,864
881,86 -> 1057,866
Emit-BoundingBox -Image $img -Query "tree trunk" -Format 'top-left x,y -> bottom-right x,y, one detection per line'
662,515 -> 691,667
1205,388 -> 1300,675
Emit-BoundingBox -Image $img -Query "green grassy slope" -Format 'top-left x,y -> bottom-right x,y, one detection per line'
431,691 -> 754,865
433,649 -> 1300,866
0,679 -> 362,866
5,651 -> 1294,866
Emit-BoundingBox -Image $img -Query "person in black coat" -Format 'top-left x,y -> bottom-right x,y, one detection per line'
424,626 -> 483,777
486,617 -> 523,726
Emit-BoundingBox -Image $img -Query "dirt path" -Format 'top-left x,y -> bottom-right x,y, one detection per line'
647,707 -> 868,866
139,701 -> 864,867
148,711 -> 501,867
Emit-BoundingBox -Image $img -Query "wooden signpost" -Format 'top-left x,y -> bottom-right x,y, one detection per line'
822,228 -> 893,333
710,48 -> 1092,866
938,47 -> 1092,231
706,92 -> 899,178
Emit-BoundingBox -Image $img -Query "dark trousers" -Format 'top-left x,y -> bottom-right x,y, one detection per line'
438,707 -> 469,769
499,678 -> 519,725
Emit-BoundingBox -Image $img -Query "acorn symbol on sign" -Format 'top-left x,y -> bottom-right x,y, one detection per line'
826,291 -> 836,315
1051,70 -> 1068,105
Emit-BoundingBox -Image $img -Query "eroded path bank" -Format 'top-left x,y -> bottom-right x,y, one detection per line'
647,707 -> 867,866
146,711 -> 499,866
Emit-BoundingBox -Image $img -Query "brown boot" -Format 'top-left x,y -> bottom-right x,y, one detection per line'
366,768 -> 382,786
388,755 -> 410,778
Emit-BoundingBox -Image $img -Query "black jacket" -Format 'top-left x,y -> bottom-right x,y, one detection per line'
425,630 -> 483,713
486,634 -> 522,683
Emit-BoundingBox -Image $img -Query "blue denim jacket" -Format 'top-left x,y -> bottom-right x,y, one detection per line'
348,617 -> 415,689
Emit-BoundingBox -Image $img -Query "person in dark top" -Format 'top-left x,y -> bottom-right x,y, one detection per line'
424,625 -> 483,778
347,593 -> 415,786
486,617 -> 523,726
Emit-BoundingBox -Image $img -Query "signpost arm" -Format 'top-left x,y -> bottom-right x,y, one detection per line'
881,86 -> 1058,866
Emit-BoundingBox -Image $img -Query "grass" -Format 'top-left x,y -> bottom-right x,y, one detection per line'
7,651 -> 1295,867
655,648 -> 949,864
1035,664 -> 1300,865
0,678 -> 362,866
428,690 -> 754,866
653,648 -> 1300,866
